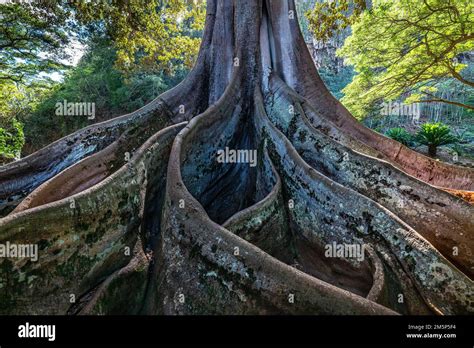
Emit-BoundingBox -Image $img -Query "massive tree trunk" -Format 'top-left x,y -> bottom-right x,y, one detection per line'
0,0 -> 472,315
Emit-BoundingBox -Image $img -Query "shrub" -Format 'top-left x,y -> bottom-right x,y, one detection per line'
0,118 -> 25,164
415,122 -> 457,157
386,127 -> 413,147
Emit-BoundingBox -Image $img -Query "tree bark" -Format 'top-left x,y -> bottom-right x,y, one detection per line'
428,144 -> 437,158
0,0 -> 472,315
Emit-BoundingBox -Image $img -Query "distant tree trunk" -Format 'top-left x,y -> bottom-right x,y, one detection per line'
0,0 -> 473,316
428,144 -> 437,157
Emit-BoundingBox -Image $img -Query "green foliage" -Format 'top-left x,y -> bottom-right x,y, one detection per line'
0,0 -> 205,82
416,122 -> 458,147
318,65 -> 355,99
306,0 -> 366,43
0,118 -> 24,162
0,1 -> 78,157
0,81 -> 26,117
73,0 -> 206,75
20,39 -> 188,153
0,0 -> 206,157
0,77 -> 52,155
337,0 -> 474,119
296,0 -> 316,41
415,122 -> 458,157
386,127 -> 413,146
0,1 -> 72,87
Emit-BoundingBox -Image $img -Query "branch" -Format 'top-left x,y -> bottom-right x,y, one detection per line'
445,63 -> 474,87
421,97 -> 474,110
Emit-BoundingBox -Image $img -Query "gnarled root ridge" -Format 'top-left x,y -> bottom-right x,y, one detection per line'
0,0 -> 472,315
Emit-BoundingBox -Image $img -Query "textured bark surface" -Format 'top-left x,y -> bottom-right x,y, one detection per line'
0,0 -> 472,315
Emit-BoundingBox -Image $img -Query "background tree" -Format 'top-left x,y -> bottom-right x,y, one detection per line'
415,122 -> 458,157
0,1 -> 75,161
305,0 -> 366,44
0,1 -> 72,86
73,0 -> 205,74
0,118 -> 24,164
337,0 -> 474,119
20,37 -> 187,153
299,1 -> 358,100
0,0 -> 206,157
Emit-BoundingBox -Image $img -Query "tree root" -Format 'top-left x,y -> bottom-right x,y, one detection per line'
0,123 -> 183,314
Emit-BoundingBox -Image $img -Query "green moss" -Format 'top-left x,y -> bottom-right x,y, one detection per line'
298,130 -> 307,143
37,239 -> 51,250
57,251 -> 96,278
288,115 -> 298,138
189,243 -> 202,259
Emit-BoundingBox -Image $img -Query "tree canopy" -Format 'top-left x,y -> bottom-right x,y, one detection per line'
305,0 -> 366,43
336,0 -> 474,118
0,0 -> 206,83
0,0 -> 205,160
73,0 -> 206,74
0,1 -> 72,86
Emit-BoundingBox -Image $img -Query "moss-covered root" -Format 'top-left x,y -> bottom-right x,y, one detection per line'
77,239 -> 150,315
263,78 -> 474,278
254,97 -> 473,315
0,123 -> 184,314
154,103 -> 396,315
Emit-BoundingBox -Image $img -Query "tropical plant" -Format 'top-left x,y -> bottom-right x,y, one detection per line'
415,122 -> 458,157
0,118 -> 24,163
386,127 -> 413,146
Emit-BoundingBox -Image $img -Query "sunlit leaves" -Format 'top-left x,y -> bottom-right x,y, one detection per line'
416,122 -> 458,147
73,0 -> 206,74
305,0 -> 366,43
337,0 -> 474,119
415,122 -> 458,156
0,117 -> 24,162
0,1 -> 71,86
